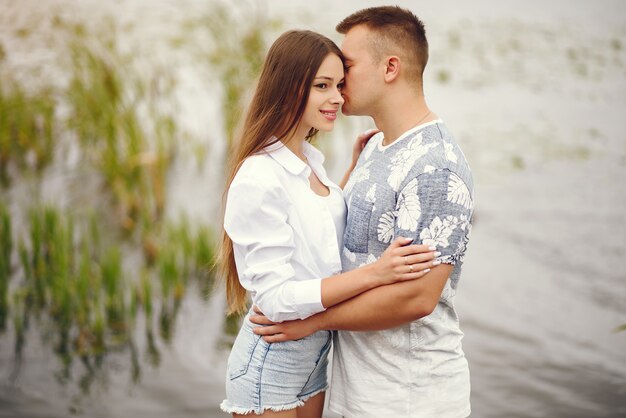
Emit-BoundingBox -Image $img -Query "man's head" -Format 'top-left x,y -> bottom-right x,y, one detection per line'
336,6 -> 428,116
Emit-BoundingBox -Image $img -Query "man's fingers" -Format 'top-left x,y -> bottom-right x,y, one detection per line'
249,314 -> 275,325
252,305 -> 264,315
254,325 -> 290,343
263,334 -> 287,343
253,324 -> 281,335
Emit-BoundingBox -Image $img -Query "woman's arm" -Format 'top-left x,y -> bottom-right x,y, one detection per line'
319,237 -> 439,309
251,264 -> 452,343
339,128 -> 380,189
226,160 -> 437,322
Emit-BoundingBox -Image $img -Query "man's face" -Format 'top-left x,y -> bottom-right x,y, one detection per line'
340,25 -> 382,116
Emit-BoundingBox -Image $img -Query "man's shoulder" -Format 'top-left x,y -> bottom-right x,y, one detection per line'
395,122 -> 472,189
420,122 -> 466,165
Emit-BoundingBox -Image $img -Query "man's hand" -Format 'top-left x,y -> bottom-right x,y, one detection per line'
250,306 -> 320,343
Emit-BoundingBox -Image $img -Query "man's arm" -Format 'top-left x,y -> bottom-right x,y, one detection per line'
253,167 -> 473,342
252,263 -> 452,342
318,263 -> 452,329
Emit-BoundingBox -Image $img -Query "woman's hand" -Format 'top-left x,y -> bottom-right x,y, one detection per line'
351,128 -> 380,166
371,237 -> 440,285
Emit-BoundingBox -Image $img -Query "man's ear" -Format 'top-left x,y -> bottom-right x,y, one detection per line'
383,56 -> 400,83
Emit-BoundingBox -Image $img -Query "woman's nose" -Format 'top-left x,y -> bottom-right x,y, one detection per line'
332,88 -> 345,105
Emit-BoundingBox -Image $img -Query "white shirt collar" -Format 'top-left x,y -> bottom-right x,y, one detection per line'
263,139 -> 325,177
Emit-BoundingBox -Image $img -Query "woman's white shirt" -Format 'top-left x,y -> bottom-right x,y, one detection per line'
224,141 -> 346,323
316,186 -> 346,251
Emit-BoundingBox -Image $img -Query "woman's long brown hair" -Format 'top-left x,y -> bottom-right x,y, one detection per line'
218,30 -> 343,315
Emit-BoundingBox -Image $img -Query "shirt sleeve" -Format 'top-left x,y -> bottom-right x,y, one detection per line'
394,169 -> 473,265
224,173 -> 325,322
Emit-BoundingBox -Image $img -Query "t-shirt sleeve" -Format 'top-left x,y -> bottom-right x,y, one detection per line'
393,169 -> 473,265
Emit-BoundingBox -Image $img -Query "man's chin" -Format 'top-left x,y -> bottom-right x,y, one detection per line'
341,102 -> 365,117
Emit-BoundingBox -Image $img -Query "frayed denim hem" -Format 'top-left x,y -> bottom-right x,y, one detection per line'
220,386 -> 327,415
298,385 -> 328,403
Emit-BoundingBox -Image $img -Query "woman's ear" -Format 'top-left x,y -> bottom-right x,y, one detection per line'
383,56 -> 400,83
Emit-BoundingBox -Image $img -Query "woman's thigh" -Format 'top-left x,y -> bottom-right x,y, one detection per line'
233,409 -> 297,418
297,391 -> 325,418
224,315 -> 331,414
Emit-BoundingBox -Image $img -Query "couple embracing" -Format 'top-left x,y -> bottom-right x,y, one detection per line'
218,6 -> 473,418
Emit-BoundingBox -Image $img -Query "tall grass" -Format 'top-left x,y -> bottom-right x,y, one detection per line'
186,2 -> 280,337
9,206 -> 216,388
157,218 -> 216,342
0,78 -> 56,187
0,203 -> 11,331
0,18 -> 219,389
65,35 -> 176,233
0,2 -> 275,392
189,2 -> 279,148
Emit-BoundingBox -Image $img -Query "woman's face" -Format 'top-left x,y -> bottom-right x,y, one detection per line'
301,53 -> 345,133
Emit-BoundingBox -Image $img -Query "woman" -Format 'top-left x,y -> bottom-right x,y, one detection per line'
219,30 -> 438,417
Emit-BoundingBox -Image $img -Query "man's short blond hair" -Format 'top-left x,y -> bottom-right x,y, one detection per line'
337,6 -> 428,87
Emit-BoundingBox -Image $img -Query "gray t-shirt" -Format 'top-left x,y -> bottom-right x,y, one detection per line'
329,120 -> 474,418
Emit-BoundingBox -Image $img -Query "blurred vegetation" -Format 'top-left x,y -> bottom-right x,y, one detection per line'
0,0 -> 279,392
177,1 -> 281,337
183,2 -> 281,148
0,204 -> 11,331
0,78 -> 56,187
0,12 -> 224,392
64,24 -> 176,234
5,204 -> 216,390
0,18 -> 178,232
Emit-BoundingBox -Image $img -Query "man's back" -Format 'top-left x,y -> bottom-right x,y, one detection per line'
329,120 -> 473,418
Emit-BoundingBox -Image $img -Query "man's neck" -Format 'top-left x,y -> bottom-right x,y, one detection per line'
374,93 -> 435,146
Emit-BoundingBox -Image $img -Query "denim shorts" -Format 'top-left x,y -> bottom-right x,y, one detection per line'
220,313 -> 332,415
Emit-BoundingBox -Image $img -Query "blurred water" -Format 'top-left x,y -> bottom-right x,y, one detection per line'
1,0 -> 625,417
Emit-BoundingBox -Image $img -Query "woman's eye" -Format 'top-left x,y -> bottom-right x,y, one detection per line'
337,82 -> 344,90
315,83 -> 328,89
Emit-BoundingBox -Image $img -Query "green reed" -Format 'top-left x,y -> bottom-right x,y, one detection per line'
13,208 -> 116,374
0,9 -> 232,392
7,204 -> 216,387
195,225 -> 216,298
163,4 -> 274,342
0,203 -> 11,331
189,3 -> 279,147
156,218 -> 216,341
0,78 -> 56,187
65,33 -> 177,234
11,289 -> 27,358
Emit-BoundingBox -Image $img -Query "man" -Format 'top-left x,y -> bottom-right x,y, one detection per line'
252,6 -> 474,417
